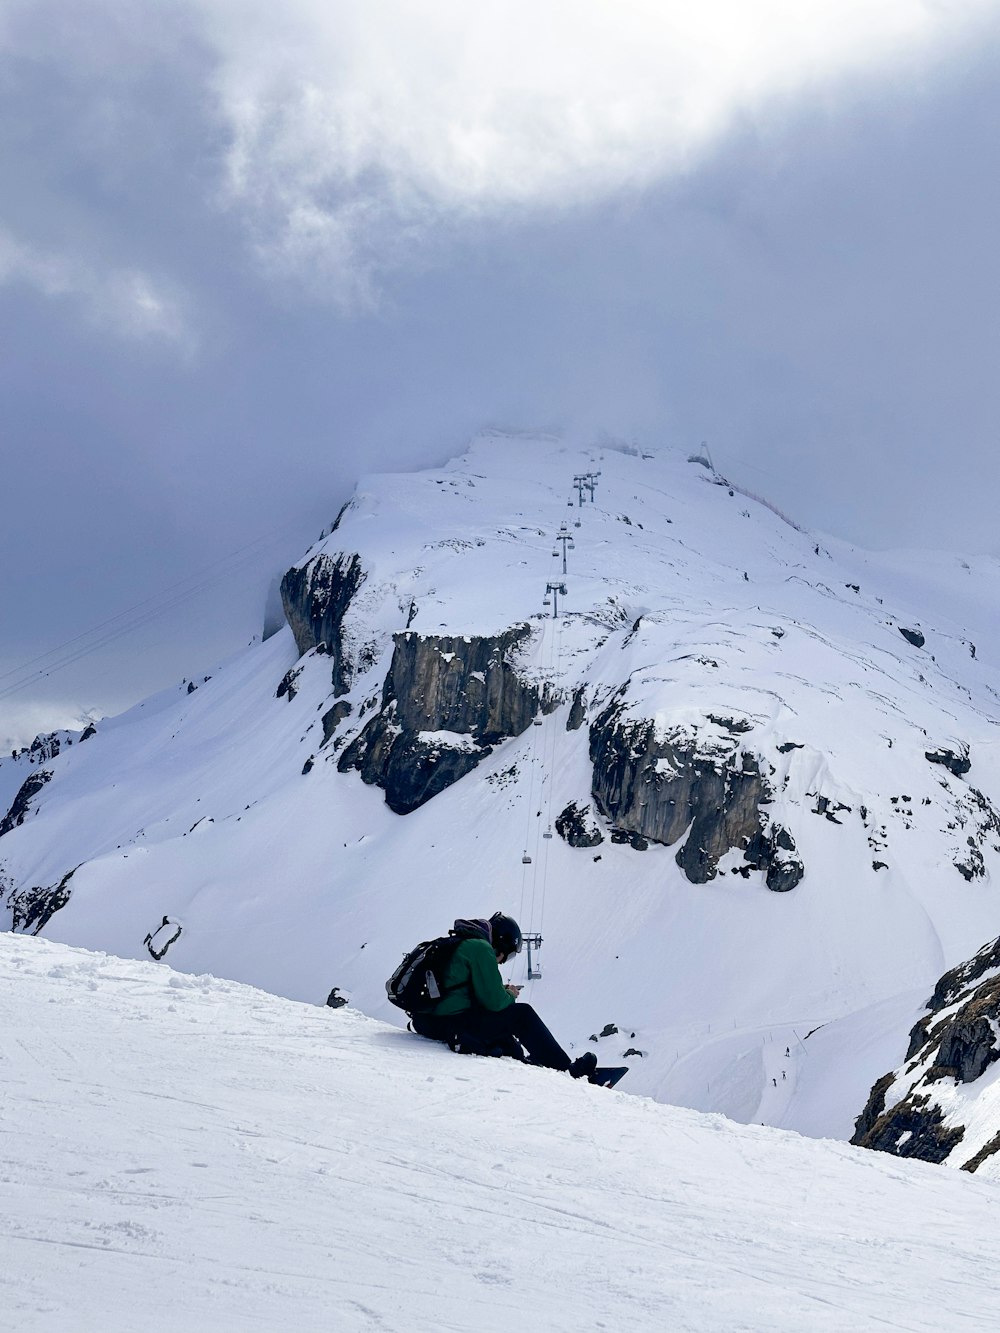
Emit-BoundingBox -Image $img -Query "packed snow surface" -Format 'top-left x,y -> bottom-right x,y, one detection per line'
4,934 -> 1000,1333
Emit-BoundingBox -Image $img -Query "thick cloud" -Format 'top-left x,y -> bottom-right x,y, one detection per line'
1,1 -> 999,745
192,0 -> 999,300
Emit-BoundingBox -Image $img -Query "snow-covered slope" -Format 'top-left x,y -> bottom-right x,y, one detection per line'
3,433 -> 1000,1146
4,932 -> 1000,1333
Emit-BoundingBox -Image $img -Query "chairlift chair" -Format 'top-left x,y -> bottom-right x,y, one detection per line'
522,851 -> 532,865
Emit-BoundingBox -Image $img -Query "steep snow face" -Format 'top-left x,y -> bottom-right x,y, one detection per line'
2,433 -> 1000,1142
5,933 -> 1000,1333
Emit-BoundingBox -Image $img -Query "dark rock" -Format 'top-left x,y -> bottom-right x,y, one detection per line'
961,1131 -> 1000,1174
852,1093 -> 964,1164
262,575 -> 286,641
776,742 -> 802,754
898,626 -> 926,648
622,1048 -> 643,1059
7,866 -> 77,934
934,978 -> 1000,1082
144,916 -> 182,960
325,987 -> 349,1009
321,700 -> 353,745
302,756 -> 315,775
555,802 -> 604,848
566,686 -> 587,731
339,626 -> 547,814
588,701 -> 802,888
706,714 -> 752,735
851,1071 -> 894,1143
0,769 -> 53,838
610,828 -> 648,851
929,935 -> 1000,1013
80,723 -> 97,742
956,844 -> 985,881
854,933 -> 1000,1167
281,551 -> 366,696
925,747 -> 971,778
29,732 -> 63,762
276,666 -> 301,701
187,681 -> 197,694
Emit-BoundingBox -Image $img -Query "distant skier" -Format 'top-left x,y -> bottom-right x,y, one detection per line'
409,913 -> 597,1079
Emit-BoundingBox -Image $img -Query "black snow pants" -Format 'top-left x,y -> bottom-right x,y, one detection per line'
412,1002 -> 572,1072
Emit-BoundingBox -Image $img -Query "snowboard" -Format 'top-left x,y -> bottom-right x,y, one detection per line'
590,1066 -> 629,1088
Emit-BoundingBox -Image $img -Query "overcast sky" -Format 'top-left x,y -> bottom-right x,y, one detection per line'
3,1 -> 1000,749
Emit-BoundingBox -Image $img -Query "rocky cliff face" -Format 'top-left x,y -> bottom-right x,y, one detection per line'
0,769 -> 53,838
587,699 -> 802,889
4,866 -> 77,935
280,551 -> 366,696
339,625 -> 553,814
852,934 -> 1000,1172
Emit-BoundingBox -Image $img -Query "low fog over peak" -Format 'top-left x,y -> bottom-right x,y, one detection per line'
2,1 -> 1000,747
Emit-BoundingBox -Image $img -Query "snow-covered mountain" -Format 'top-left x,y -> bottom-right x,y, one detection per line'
3,432 -> 1000,1152
5,931 -> 1000,1333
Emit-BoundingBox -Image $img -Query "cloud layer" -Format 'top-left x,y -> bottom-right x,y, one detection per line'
201,0 -> 993,299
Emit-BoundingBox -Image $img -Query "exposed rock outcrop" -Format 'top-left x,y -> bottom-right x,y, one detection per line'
925,746 -> 971,778
898,626 -> 926,648
339,626 -> 551,814
853,1096 -> 964,1164
555,801 -> 604,848
566,686 -> 587,731
587,701 -> 803,889
6,866 -> 77,934
280,552 -> 366,696
321,701 -> 353,745
852,933 -> 1000,1170
0,769 -> 53,838
29,732 -> 64,762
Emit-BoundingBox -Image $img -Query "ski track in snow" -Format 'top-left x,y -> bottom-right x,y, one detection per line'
4,934 -> 1000,1333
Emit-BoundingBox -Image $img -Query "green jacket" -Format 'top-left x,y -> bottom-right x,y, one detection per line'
433,937 -> 515,1016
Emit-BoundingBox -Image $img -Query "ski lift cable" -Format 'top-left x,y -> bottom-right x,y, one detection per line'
530,519 -> 570,947
0,532 -> 284,688
537,605 -> 566,940
524,614 -> 551,933
0,548 -> 269,690
516,611 -> 547,927
0,536 -> 290,705
0,533 -> 292,704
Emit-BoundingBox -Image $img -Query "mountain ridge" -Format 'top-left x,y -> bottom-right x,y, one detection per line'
3,432 -> 1000,1150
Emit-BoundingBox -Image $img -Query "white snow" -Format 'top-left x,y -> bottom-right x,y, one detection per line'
4,932 -> 1000,1333
3,433 -> 1000,1149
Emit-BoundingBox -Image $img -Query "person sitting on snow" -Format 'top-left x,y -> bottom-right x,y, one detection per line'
411,912 -> 596,1079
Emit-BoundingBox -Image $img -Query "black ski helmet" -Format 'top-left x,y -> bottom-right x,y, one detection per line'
490,912 -> 522,961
